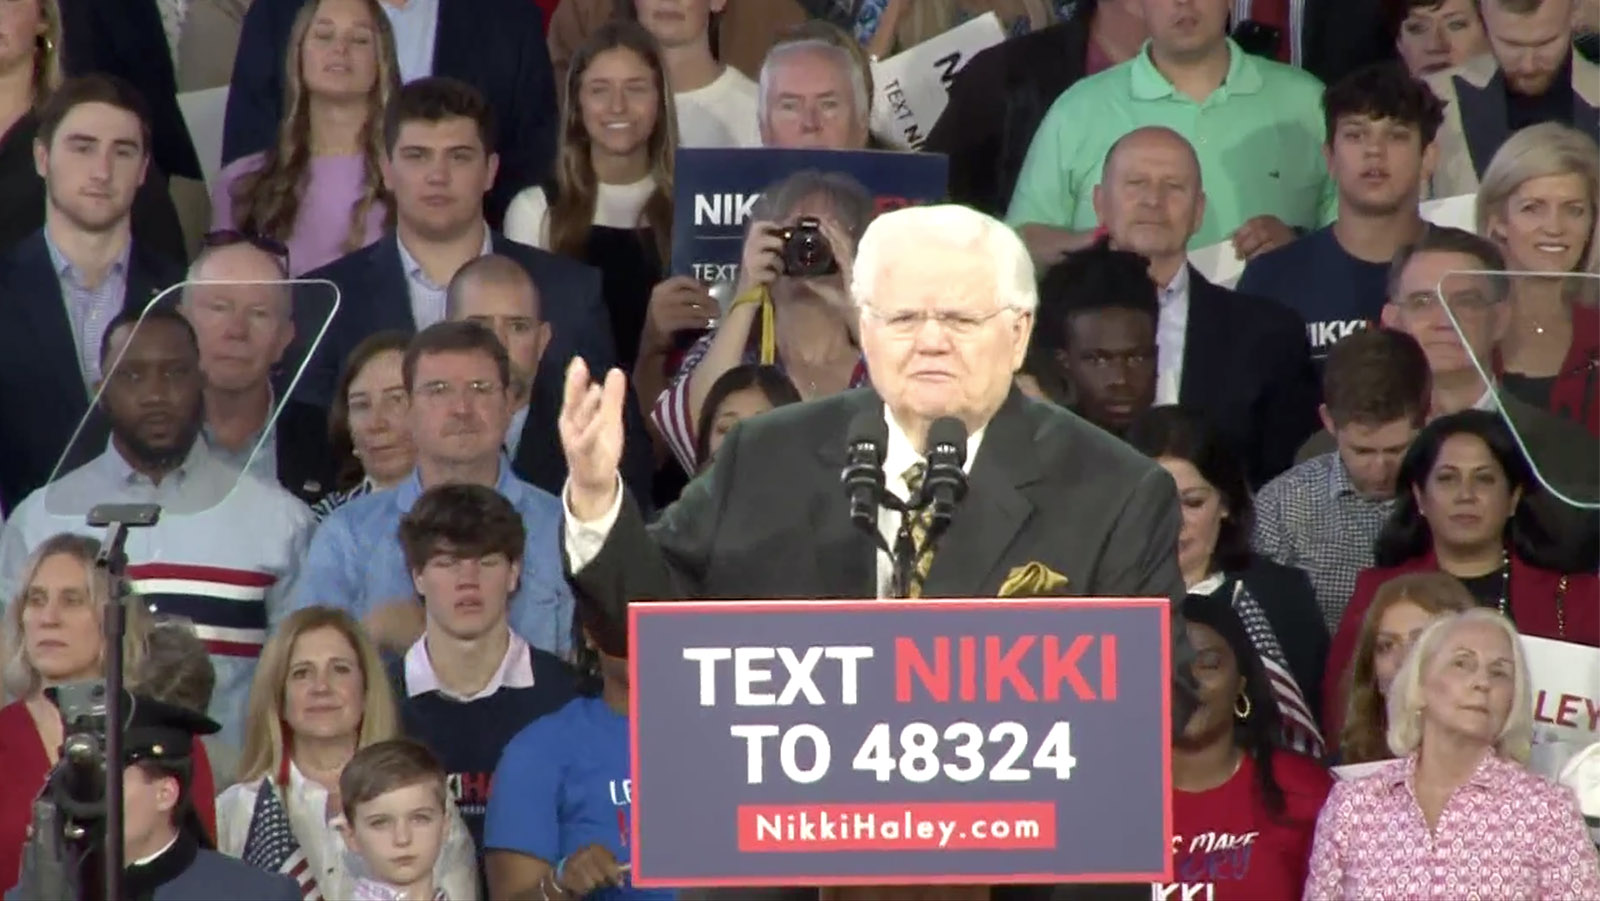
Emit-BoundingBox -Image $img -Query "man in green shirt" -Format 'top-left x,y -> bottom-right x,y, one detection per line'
1006,0 -> 1339,267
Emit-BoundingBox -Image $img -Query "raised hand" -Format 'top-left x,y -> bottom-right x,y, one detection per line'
559,357 -> 629,521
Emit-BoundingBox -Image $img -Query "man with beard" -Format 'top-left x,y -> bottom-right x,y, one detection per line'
1239,64 -> 1443,363
1426,0 -> 1600,196
1093,126 -> 1319,487
179,237 -> 337,507
0,307 -> 315,754
0,76 -> 184,515
293,321 -> 574,661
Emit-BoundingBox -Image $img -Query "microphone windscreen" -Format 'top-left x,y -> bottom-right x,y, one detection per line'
926,416 -> 969,465
846,408 -> 888,464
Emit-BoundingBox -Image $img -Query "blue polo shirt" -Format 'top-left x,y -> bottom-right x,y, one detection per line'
289,460 -> 574,656
1006,39 -> 1338,247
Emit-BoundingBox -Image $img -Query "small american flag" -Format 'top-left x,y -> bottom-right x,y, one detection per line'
240,777 -> 324,900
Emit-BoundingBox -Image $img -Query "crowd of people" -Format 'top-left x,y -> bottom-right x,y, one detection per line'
0,0 -> 1597,898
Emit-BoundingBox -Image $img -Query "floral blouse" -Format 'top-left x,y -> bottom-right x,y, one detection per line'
1304,752 -> 1600,899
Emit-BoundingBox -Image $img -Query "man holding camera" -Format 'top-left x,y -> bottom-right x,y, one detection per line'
647,170 -> 876,473
7,695 -> 299,901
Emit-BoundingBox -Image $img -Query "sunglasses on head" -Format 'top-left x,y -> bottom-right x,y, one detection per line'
201,230 -> 292,270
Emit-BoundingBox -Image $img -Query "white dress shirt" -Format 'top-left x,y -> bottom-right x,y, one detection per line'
563,409 -> 984,598
1156,266 -> 1191,406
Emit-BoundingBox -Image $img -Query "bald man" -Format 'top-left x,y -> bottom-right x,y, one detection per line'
445,254 -> 654,508
446,255 -> 553,458
1094,126 -> 1320,486
180,238 -> 337,505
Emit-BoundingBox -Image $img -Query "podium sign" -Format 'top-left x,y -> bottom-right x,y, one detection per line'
628,599 -> 1173,887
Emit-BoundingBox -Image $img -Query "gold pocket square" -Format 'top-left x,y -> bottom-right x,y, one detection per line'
999,562 -> 1070,597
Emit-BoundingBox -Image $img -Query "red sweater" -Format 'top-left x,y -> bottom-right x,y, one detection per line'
1158,751 -> 1333,900
0,700 -> 217,888
1321,551 -> 1600,739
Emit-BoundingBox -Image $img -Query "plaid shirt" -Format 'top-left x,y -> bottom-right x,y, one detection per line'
1251,451 -> 1395,630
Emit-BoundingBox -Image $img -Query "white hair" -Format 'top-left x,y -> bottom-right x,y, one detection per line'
1385,607 -> 1534,763
850,204 -> 1039,312
756,39 -> 870,131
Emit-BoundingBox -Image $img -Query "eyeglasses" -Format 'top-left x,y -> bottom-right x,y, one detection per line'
1388,290 -> 1499,317
862,305 -> 1019,337
201,229 -> 292,272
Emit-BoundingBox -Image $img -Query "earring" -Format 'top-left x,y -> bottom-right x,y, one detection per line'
1233,692 -> 1252,720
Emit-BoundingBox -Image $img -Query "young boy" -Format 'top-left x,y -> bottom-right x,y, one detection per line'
341,740 -> 454,901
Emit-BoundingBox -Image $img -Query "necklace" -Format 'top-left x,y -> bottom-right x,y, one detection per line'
1496,547 -> 1511,618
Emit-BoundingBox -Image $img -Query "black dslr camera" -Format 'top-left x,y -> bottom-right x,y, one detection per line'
777,217 -> 838,278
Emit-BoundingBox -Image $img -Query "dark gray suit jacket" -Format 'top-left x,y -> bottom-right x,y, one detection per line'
7,848 -> 300,901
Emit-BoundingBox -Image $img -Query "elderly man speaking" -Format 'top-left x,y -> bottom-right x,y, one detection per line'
558,204 -> 1194,892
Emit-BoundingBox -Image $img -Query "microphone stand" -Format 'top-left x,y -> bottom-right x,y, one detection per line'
87,503 -> 160,901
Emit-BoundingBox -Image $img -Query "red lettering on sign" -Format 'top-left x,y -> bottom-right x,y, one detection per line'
893,635 -> 1114,703
985,635 -> 1037,702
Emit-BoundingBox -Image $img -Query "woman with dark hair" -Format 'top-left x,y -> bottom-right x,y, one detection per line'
1324,410 -> 1600,728
484,603 -> 667,900
692,364 -> 802,471
1127,406 -> 1330,757
312,330 -> 416,520
1161,592 -> 1331,900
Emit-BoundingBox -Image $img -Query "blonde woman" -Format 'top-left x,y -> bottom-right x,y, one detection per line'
1305,609 -> 1600,897
1476,122 -> 1600,434
216,606 -> 478,899
211,0 -> 399,275
0,534 -> 165,886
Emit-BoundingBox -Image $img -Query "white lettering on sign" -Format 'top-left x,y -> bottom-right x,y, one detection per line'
682,645 -> 875,706
692,192 -> 761,227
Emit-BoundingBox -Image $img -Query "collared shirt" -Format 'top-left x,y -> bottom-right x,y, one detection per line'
0,441 -> 316,752
352,879 -> 448,901
45,229 -> 131,388
291,460 -> 574,657
504,404 -> 529,459
1304,752 -> 1600,899
403,632 -> 537,703
1251,450 -> 1395,629
380,0 -> 441,84
397,227 -> 493,329
1155,266 -> 1189,406
203,389 -> 279,482
1006,38 -> 1337,247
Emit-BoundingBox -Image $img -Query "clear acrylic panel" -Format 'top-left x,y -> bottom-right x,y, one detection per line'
42,279 -> 338,519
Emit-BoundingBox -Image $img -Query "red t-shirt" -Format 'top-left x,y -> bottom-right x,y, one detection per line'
1155,750 -> 1332,901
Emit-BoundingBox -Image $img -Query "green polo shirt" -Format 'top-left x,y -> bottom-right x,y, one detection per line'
1006,39 -> 1338,248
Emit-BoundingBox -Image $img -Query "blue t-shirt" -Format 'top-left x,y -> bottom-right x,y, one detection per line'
1236,225 -> 1387,360
485,695 -> 674,901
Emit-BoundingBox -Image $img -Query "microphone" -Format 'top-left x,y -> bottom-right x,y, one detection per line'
922,417 -> 969,534
842,409 -> 890,540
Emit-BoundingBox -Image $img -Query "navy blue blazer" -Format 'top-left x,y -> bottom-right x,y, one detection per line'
0,231 -> 184,514
222,0 -> 556,228
292,231 -> 654,510
1178,268 -> 1321,489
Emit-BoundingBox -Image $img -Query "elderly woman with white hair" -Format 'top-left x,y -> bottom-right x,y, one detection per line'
1476,122 -> 1600,435
1304,608 -> 1600,898
0,533 -> 221,886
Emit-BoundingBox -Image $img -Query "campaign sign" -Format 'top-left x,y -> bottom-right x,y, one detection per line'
670,147 -> 949,286
1524,635 -> 1600,779
870,12 -> 1006,150
628,599 -> 1173,887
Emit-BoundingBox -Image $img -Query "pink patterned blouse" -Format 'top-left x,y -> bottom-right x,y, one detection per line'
1303,752 -> 1600,899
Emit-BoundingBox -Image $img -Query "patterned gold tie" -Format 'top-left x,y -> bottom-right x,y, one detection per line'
902,462 -> 935,598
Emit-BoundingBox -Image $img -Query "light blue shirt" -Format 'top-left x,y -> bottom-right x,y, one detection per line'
44,229 -> 131,388
505,403 -> 529,458
289,459 -> 574,657
381,0 -> 441,84
397,226 -> 494,329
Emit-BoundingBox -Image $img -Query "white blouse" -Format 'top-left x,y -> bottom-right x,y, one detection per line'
216,761 -> 480,900
502,177 -> 656,251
